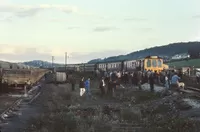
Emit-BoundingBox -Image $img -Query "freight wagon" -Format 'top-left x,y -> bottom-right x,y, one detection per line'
45,72 -> 67,84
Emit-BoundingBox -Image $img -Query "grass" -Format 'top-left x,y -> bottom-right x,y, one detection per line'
167,58 -> 200,68
24,79 -> 200,132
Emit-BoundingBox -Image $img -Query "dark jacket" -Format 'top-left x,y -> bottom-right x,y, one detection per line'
79,80 -> 84,88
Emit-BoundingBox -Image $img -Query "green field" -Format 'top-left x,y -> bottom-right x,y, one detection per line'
166,59 -> 200,68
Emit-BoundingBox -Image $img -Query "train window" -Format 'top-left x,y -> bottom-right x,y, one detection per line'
152,59 -> 157,67
132,62 -> 135,67
158,59 -> 162,67
146,59 -> 151,67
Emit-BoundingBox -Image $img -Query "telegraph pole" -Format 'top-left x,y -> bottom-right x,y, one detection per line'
65,52 -> 67,72
52,56 -> 54,69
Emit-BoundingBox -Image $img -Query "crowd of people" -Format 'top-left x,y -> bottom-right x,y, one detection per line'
68,69 -> 188,99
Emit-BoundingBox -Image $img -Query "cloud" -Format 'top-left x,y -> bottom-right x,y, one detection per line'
69,50 -> 129,63
93,26 -> 118,32
0,4 -> 79,17
124,17 -> 147,21
192,15 -> 200,19
137,27 -> 153,32
67,26 -> 80,30
0,16 -> 12,22
0,45 -> 129,64
49,18 -> 67,22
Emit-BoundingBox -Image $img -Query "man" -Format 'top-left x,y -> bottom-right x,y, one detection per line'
71,76 -> 76,91
79,77 -> 85,96
196,70 -> 200,84
171,73 -> 180,90
99,77 -> 106,97
149,72 -> 155,92
84,78 -> 91,99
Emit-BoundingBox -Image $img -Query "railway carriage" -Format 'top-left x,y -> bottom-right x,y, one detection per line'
53,56 -> 167,74
79,64 -> 85,72
123,59 -> 142,71
84,64 -> 96,72
107,61 -> 123,72
94,56 -> 167,73
97,62 -> 107,72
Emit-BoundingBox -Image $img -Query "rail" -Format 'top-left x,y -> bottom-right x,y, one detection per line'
0,98 -> 22,120
0,83 -> 42,121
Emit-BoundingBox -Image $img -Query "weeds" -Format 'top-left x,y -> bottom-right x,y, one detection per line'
24,81 -> 200,132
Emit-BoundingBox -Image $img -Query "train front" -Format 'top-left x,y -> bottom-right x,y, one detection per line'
143,56 -> 164,73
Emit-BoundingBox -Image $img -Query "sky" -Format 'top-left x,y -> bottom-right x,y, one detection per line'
0,0 -> 200,64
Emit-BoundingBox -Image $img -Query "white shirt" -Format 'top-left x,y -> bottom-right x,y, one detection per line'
102,79 -> 105,86
196,72 -> 200,77
117,72 -> 121,78
165,76 -> 168,81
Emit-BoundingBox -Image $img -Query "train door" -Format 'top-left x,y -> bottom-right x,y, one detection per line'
140,60 -> 144,71
106,63 -> 108,72
121,61 -> 124,71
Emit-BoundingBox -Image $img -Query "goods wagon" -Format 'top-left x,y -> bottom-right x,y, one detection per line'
45,72 -> 67,83
17,63 -> 26,69
56,72 -> 67,83
0,61 -> 10,69
10,63 -> 19,69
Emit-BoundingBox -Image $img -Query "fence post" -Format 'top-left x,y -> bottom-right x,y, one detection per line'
24,85 -> 28,97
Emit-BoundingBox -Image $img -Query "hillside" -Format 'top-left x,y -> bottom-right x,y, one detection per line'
167,58 -> 200,68
23,60 -> 64,68
88,41 -> 200,63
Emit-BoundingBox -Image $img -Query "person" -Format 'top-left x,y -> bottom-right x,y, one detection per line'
196,70 -> 200,84
99,77 -> 106,97
163,73 -> 170,95
79,77 -> 85,96
171,73 -> 180,90
149,72 -> 155,92
71,76 -> 76,91
84,78 -> 91,99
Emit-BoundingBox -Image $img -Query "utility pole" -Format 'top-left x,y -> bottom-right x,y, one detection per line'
52,56 -> 54,69
65,52 -> 67,72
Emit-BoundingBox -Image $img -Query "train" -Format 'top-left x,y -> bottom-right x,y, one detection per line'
60,56 -> 168,73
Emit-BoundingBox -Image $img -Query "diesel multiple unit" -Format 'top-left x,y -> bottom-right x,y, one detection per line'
62,56 -> 167,73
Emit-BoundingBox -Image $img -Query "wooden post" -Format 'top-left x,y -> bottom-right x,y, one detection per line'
24,85 -> 28,97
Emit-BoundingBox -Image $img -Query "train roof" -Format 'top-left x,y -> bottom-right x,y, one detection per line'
145,56 -> 163,59
86,56 -> 163,65
96,60 -> 126,64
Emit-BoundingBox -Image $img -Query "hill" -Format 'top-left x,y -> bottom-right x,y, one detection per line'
167,58 -> 200,68
23,60 -> 64,68
88,41 -> 200,63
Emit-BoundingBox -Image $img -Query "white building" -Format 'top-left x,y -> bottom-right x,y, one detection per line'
171,53 -> 190,60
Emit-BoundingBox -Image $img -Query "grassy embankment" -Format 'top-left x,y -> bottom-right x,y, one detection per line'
167,58 -> 200,68
23,75 -> 200,132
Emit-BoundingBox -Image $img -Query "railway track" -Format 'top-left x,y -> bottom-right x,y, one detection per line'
179,86 -> 200,98
0,84 -> 42,123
